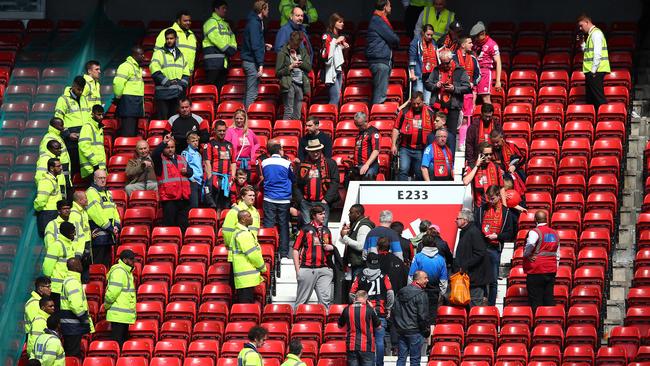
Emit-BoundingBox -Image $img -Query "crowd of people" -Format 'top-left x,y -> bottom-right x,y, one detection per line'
23,0 -> 609,364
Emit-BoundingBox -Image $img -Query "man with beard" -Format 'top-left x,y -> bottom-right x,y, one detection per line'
339,204 -> 375,277
294,139 -> 339,225
155,10 -> 197,74
490,128 -> 526,181
465,103 -> 500,168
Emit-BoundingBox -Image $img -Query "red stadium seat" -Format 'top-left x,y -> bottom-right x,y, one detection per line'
187,340 -> 219,361
308,104 -> 338,122
247,102 -> 276,121
128,320 -> 159,341
564,345 -> 595,364
153,339 -> 187,359
216,101 -> 244,119
323,323 -> 346,342
565,324 -> 599,349
468,306 -> 500,327
295,304 -> 327,324
141,263 -> 173,285
191,101 -> 215,121
499,324 -> 531,347
192,320 -> 224,342
463,344 -> 494,364
190,84 -> 218,104
339,102 -> 368,121
120,226 -> 150,246
496,343 -> 528,365
467,323 -> 498,347
291,322 -> 323,344
554,192 -> 584,212
502,306 -> 533,327
566,104 -> 595,123
595,346 -> 628,366
429,343 -> 462,365
431,323 -> 464,345
529,344 -> 562,365
88,340 -> 121,360
160,319 -> 192,340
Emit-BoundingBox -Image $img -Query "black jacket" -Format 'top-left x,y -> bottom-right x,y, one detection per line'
454,224 -> 493,287
392,283 -> 430,337
379,252 -> 409,293
474,203 -> 516,250
424,66 -> 471,110
433,236 -> 454,271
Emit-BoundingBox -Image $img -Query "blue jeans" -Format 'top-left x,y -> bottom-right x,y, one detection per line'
398,147 -> 423,181
487,246 -> 501,306
328,71 -> 343,106
396,333 -> 424,366
348,351 -> 374,366
369,63 -> 390,104
412,78 -> 432,104
356,163 -> 379,180
243,61 -> 259,108
375,317 -> 387,366
262,200 -> 291,257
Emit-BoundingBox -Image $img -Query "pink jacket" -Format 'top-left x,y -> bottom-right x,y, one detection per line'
225,126 -> 260,160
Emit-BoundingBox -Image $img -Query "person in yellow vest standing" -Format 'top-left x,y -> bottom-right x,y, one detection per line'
113,46 -> 145,137
69,191 -> 91,282
60,258 -> 94,359
151,29 -> 191,120
34,158 -> 63,238
55,76 -> 89,176
403,0 -> 432,38
237,326 -> 267,366
36,140 -> 69,196
414,0 -> 455,42
86,169 -> 121,268
79,105 -> 107,179
232,210 -> 267,303
104,249 -> 137,347
83,60 -> 102,108
203,0 -> 237,91
43,200 -> 71,252
155,10 -> 197,75
25,277 -> 52,345
42,221 -> 76,308
27,297 -> 56,359
222,186 -> 260,262
578,14 -> 610,110
281,340 -> 307,366
32,313 -> 65,366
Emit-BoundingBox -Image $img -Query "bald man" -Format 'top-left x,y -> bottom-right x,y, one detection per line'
523,210 -> 560,313
125,140 -> 158,195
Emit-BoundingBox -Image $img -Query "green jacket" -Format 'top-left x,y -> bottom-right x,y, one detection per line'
155,22 -> 197,72
78,119 -> 106,178
27,309 -> 49,358
105,259 -> 137,324
281,353 -> 307,366
222,200 -> 260,262
54,87 -> 90,130
279,0 -> 318,26
24,291 -> 42,334
276,44 -> 312,95
83,74 -> 102,107
33,329 -> 65,366
42,235 -> 75,294
34,172 -> 62,212
232,223 -> 266,289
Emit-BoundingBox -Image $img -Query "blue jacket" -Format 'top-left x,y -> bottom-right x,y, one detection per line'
366,14 -> 399,65
241,11 -> 265,68
181,145 -> 203,184
409,247 -> 448,293
363,226 -> 403,261
409,34 -> 438,78
274,20 -> 313,64
261,154 -> 295,202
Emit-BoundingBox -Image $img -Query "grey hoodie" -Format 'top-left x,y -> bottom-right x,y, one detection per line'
349,268 -> 396,311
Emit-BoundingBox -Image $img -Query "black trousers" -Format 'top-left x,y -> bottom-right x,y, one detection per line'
63,334 -> 83,359
404,5 -> 424,37
585,72 -> 608,110
526,273 -> 556,313
162,199 -> 190,232
119,117 -> 139,137
236,287 -> 256,304
92,245 -> 113,269
207,68 -> 228,92
155,98 -> 179,120
424,287 -> 440,325
110,322 -> 130,347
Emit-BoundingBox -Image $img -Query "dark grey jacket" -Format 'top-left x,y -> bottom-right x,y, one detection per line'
392,283 -> 430,337
424,66 -> 472,110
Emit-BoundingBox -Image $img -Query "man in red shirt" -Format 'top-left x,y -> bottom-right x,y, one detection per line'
293,205 -> 334,307
354,112 -> 380,180
203,120 -> 237,211
391,92 -> 434,181
465,103 -> 501,168
463,142 -> 504,207
338,290 -> 381,366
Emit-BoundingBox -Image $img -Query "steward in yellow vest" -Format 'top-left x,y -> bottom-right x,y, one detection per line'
232,211 -> 266,303
155,12 -> 197,74
281,340 -> 308,366
34,158 -> 63,238
83,60 -> 102,107
24,276 -> 52,336
79,105 -> 107,179
42,222 -> 76,299
86,169 -> 121,268
36,139 -> 69,193
202,1 -> 237,89
104,250 -> 137,346
222,186 -> 261,262
27,297 -> 56,359
60,258 -> 94,359
33,314 -> 65,366
151,29 -> 191,120
578,15 -> 610,109
43,201 -> 71,254
113,47 -> 145,137
237,326 -> 268,366
417,2 -> 455,41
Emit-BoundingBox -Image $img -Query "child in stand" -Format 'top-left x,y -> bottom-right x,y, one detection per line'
182,131 -> 204,209
229,169 -> 251,205
501,175 -> 527,221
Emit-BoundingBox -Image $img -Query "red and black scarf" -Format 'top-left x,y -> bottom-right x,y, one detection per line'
482,203 -> 503,246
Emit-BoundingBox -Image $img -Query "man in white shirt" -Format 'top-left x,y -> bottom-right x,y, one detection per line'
578,14 -> 610,110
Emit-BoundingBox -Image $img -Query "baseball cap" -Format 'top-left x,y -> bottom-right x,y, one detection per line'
469,21 -> 486,37
449,20 -> 463,32
429,224 -> 441,233
366,252 -> 381,269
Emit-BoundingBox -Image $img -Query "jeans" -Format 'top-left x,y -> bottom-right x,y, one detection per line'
398,147 -> 424,181
526,273 -> 556,314
348,351 -> 374,366
369,63 -> 390,104
396,333 -> 424,366
262,200 -> 291,257
486,247 -> 501,306
243,61 -> 259,108
412,78 -> 431,104
283,83 -> 304,120
469,286 -> 486,307
357,163 -> 379,180
328,71 -> 343,105
189,181 -> 200,209
300,200 -> 330,226
375,317 -> 388,366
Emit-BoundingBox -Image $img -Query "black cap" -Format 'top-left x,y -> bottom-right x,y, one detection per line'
119,249 -> 136,260
366,252 -> 380,269
450,20 -> 463,32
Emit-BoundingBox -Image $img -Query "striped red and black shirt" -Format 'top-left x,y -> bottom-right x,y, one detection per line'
354,126 -> 380,166
203,140 -> 235,178
349,273 -> 393,317
338,301 -> 381,352
293,221 -> 332,268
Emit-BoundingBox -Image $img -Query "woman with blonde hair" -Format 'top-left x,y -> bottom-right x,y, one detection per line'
321,13 -> 349,105
225,109 -> 260,171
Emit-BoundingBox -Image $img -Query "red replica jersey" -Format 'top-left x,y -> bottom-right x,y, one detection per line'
298,159 -> 334,202
349,273 -> 392,316
395,107 -> 434,150
203,139 -> 235,187
293,222 -> 332,268
340,302 -> 379,352
354,126 -> 380,166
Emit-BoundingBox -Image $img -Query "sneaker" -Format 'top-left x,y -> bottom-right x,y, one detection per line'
281,257 -> 293,264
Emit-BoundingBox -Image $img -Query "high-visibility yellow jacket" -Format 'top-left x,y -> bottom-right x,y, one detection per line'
155,22 -> 197,72
54,87 -> 90,130
583,26 -> 610,73
113,56 -> 145,118
44,215 -> 66,255
86,185 -> 120,231
42,234 -> 75,294
34,172 -> 62,212
24,291 -> 42,334
150,46 -> 190,100
222,200 -> 260,262
27,309 -> 50,359
39,125 -> 71,186
33,329 -> 65,366
421,7 -> 455,41
232,223 -> 266,289
60,271 -> 94,335
83,74 -> 102,107
409,0 -> 432,6
279,0 -> 318,25
237,343 -> 264,366
36,150 -> 68,189
281,353 -> 307,366
69,201 -> 90,257
78,119 -> 106,179
105,259 -> 137,324
202,12 -> 237,69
